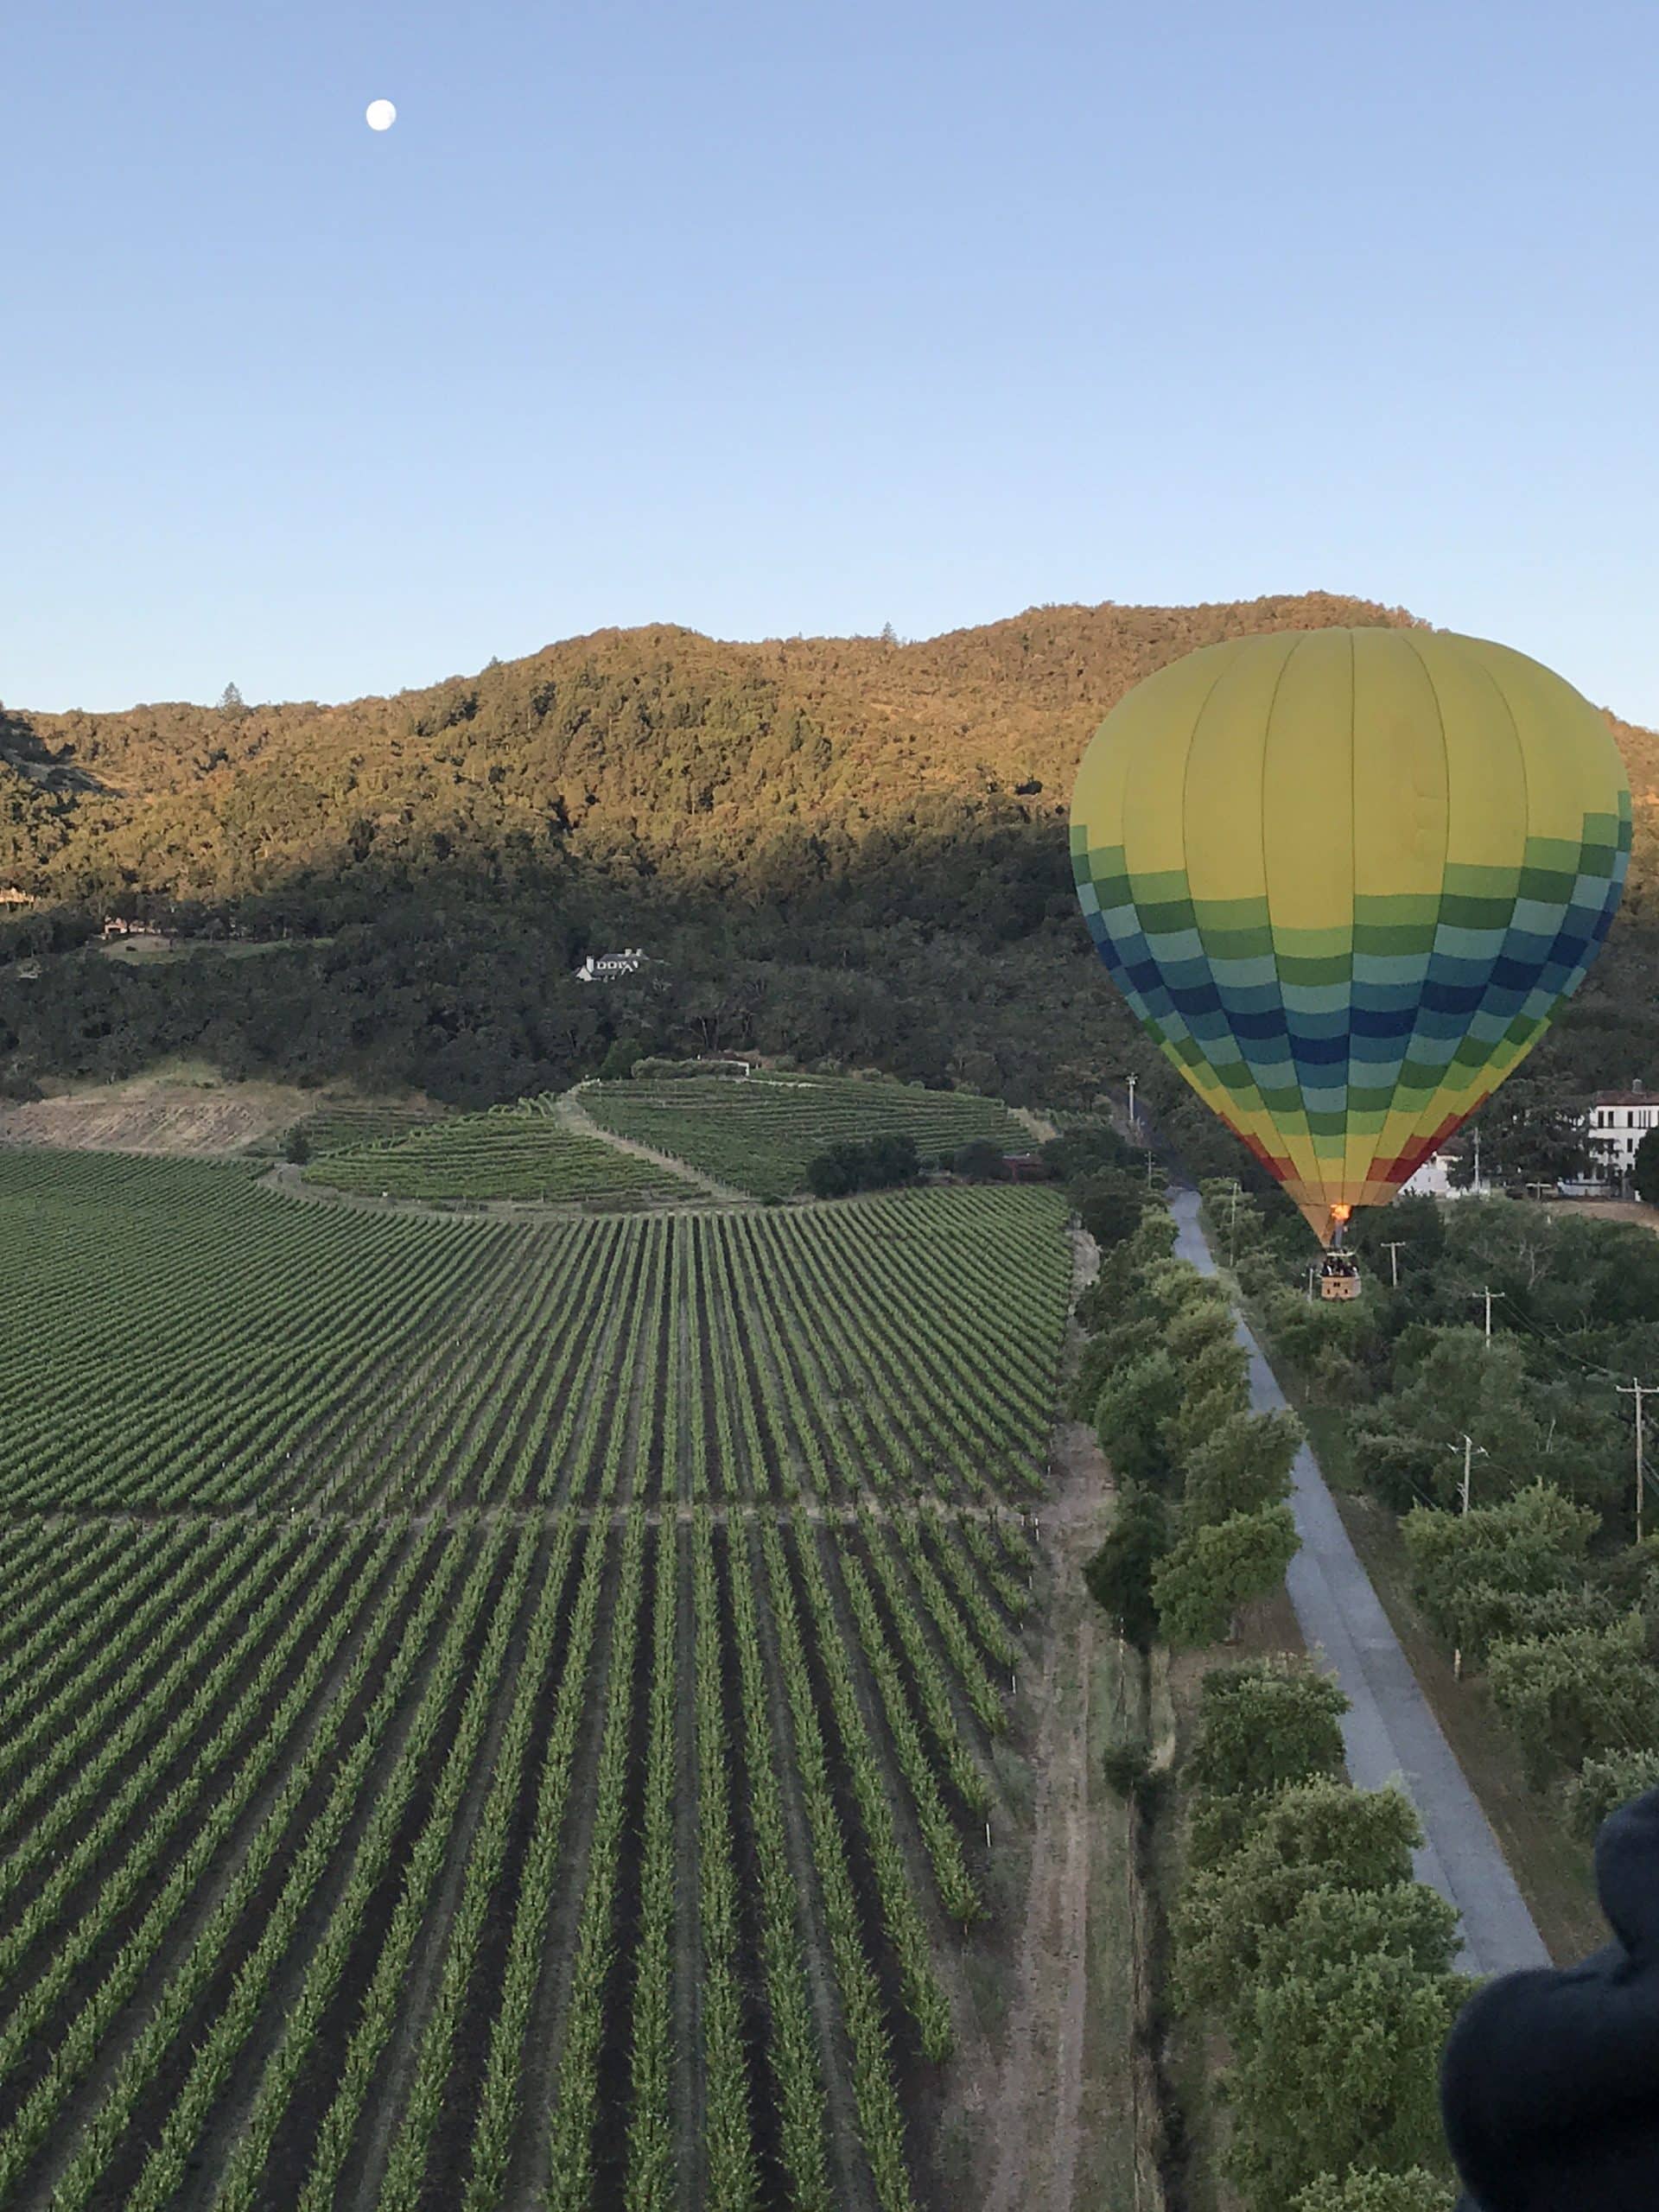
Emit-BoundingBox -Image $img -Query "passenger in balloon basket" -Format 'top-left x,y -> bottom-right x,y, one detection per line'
1318,1207 -> 1362,1297
1440,1783 -> 1659,2209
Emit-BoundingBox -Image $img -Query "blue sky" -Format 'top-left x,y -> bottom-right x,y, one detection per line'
8,0 -> 1659,719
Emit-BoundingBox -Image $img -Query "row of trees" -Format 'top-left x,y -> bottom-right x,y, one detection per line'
1172,1662 -> 1467,2209
1206,1180 -> 1659,1808
1401,1482 -> 1659,1814
1214,1181 -> 1659,1529
1077,1204 -> 1299,1649
1061,1160 -> 1464,2205
804,1134 -> 922,1198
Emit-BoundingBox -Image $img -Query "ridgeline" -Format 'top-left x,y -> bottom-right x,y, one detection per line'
3,594 -> 1655,1151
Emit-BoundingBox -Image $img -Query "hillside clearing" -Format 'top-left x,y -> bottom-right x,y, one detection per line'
0,1077 -> 310,1155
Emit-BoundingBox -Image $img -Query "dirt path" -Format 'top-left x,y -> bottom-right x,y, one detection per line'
257,1092 -> 748,1223
556,1089 -> 755,1207
980,1224 -> 1116,2212
1011,1105 -> 1060,1146
259,1160 -> 718,1228
259,1162 -> 569,1224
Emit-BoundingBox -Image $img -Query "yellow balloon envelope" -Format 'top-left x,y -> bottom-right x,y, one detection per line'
1071,629 -> 1630,1243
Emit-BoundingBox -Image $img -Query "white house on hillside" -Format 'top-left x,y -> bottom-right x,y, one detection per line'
1585,1087 -> 1659,1179
1402,1152 -> 1460,1198
575,946 -> 645,983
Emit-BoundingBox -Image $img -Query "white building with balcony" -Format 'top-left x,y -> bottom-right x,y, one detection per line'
574,946 -> 645,983
1586,1088 -> 1659,1181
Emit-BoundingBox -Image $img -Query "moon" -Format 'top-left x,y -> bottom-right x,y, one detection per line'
365,99 -> 397,131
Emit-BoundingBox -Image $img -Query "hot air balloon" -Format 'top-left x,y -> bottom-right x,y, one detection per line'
1071,628 -> 1630,1265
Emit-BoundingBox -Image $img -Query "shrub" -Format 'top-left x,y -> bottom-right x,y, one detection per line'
1152,1503 -> 1299,1648
1102,1743 -> 1152,1797
599,1035 -> 644,1081
1084,1484 -> 1173,1648
1225,1954 -> 1468,2210
1485,1614 -> 1659,1788
1292,2171 -> 1455,2212
952,1138 -> 1008,1181
1183,1408 -> 1301,1527
1094,1351 -> 1182,1486
1186,1660 -> 1347,1804
1252,1882 -> 1460,1996
1566,1748 -> 1659,1838
1173,1779 -> 1421,2017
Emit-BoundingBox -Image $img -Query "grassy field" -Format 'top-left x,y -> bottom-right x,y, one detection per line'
577,1071 -> 1031,1198
300,1107 -> 695,1203
0,1149 -> 1075,2209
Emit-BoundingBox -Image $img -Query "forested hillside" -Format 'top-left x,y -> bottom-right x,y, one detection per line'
3,593 -> 1656,1136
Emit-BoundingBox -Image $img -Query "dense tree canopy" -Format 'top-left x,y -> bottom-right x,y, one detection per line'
1,591 -> 1654,1120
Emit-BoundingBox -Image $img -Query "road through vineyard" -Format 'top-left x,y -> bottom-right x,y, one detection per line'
0,1151 -> 1083,2209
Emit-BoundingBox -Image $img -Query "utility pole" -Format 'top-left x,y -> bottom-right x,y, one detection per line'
1616,1378 -> 1659,1547
1446,1433 -> 1488,1678
1126,1073 -> 1137,1130
1226,1179 -> 1242,1263
1472,1126 -> 1483,1193
1382,1240 -> 1407,1290
1471,1287 -> 1502,1341
1306,1262 -> 1319,1304
1452,1433 -> 1485,1515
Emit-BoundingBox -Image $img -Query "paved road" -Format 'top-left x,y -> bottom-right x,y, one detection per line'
1170,1186 -> 1550,1977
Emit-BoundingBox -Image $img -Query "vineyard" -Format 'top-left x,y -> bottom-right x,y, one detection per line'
0,1148 -> 1074,2209
277,1101 -> 450,1158
577,1072 -> 1031,1198
299,1109 -> 695,1205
